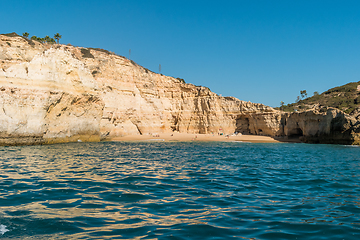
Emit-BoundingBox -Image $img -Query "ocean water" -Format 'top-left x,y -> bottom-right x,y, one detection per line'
0,141 -> 359,240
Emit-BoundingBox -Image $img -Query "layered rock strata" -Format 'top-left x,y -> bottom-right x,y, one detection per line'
0,34 -> 359,145
282,108 -> 360,145
0,36 -> 104,145
236,107 -> 360,145
0,34 -> 274,145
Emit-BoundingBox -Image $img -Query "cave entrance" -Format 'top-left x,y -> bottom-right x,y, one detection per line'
171,115 -> 179,132
235,116 -> 250,134
289,128 -> 303,138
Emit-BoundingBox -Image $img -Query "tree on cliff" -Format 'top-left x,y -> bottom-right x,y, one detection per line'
31,35 -> 42,42
54,33 -> 62,44
22,32 -> 29,39
44,35 -> 56,44
44,35 -> 51,43
300,90 -> 307,99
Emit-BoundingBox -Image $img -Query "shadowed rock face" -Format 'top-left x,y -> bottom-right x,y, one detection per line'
0,35 -> 359,145
283,108 -> 360,145
234,108 -> 360,145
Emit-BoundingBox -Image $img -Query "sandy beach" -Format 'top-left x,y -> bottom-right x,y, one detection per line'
109,132 -> 289,143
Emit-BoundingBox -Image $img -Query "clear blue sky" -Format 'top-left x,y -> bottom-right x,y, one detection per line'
2,0 -> 360,107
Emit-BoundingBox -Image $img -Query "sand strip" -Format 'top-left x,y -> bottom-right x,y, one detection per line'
108,132 -> 290,143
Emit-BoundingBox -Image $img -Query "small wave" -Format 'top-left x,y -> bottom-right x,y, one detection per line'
146,139 -> 165,141
0,225 -> 9,235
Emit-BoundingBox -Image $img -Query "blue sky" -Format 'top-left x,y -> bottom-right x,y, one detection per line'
2,0 -> 360,107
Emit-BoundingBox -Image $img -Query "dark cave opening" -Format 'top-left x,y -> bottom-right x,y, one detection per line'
288,127 -> 303,138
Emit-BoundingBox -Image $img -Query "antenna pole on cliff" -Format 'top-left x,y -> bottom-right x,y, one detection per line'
159,64 -> 161,74
129,49 -> 131,60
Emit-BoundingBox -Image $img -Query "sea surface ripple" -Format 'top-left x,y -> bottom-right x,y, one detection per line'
0,142 -> 360,239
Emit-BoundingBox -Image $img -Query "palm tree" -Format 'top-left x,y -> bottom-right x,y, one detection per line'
22,32 -> 29,39
54,33 -> 62,44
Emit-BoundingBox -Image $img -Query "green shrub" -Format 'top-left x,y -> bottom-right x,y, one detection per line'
31,36 -> 44,43
176,77 -> 185,83
324,81 -> 358,94
88,47 -> 111,55
81,48 -> 94,58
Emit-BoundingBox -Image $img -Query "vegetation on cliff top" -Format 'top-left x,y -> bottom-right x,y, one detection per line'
278,81 -> 360,114
80,48 -> 95,58
1,32 -> 35,46
1,32 -> 61,45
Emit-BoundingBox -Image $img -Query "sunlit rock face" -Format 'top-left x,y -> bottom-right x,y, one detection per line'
0,35 -> 103,145
78,50 -> 276,138
0,34 -> 359,145
0,34 -> 276,145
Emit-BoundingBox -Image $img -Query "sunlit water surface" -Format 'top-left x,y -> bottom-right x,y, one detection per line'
0,142 -> 360,239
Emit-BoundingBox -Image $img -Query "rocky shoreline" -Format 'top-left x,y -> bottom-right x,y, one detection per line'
0,33 -> 359,146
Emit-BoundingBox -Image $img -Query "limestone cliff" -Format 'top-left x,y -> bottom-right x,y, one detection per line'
0,35 -> 104,145
282,108 -> 360,145
1,33 -> 359,145
236,107 -> 360,145
0,34 -> 274,145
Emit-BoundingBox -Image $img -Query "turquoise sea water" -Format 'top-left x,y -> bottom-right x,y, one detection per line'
0,141 -> 359,239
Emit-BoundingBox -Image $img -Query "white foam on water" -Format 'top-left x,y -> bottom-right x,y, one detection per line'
0,224 -> 9,235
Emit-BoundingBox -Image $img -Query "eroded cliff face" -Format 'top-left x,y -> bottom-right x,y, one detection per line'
0,35 -> 104,145
235,107 -> 360,145
282,108 -> 360,145
78,48 -> 276,138
1,34 -> 359,145
0,34 -> 275,145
